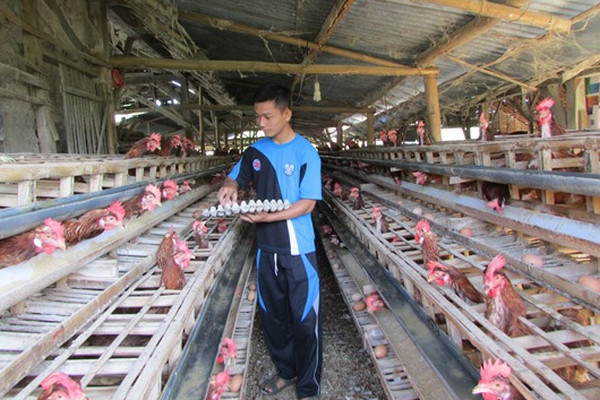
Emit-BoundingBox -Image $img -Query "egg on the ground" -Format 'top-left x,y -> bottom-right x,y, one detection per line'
228,374 -> 243,392
412,206 -> 423,216
353,301 -> 366,311
351,293 -> 363,302
374,344 -> 388,358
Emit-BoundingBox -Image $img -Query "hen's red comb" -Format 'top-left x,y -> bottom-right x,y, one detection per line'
485,255 -> 506,282
44,218 -> 64,237
107,201 -> 126,222
479,358 -> 511,383
415,219 -> 431,233
536,97 -> 555,111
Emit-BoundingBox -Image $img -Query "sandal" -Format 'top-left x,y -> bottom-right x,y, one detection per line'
259,374 -> 294,396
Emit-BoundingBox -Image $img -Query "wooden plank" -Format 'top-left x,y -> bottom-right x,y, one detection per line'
327,193 -> 587,399
0,154 -> 232,182
17,180 -> 35,206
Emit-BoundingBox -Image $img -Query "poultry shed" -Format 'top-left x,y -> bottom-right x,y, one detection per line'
1,0 -> 600,399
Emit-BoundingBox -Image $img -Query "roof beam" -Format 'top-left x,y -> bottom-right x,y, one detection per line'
306,0 -> 355,64
111,56 -> 439,76
417,0 -> 528,67
292,0 -> 355,91
412,0 -> 571,32
444,54 -> 537,91
117,104 -> 375,115
178,11 -> 411,68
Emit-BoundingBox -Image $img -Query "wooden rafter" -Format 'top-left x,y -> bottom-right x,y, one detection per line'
444,54 -> 537,92
111,56 -> 439,76
417,0 -> 528,67
117,104 -> 375,115
305,0 -> 355,63
292,0 -> 355,91
410,0 -> 571,32
177,11 -> 412,69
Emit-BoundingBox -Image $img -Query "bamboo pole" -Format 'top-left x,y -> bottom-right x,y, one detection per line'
445,55 -> 537,92
411,0 -> 571,32
118,104 -> 374,115
417,0 -> 528,66
424,75 -> 442,142
178,11 -> 414,69
111,56 -> 439,77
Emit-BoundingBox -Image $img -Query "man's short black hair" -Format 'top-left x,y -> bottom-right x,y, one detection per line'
253,83 -> 291,112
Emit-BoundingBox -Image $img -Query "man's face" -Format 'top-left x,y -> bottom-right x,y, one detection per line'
255,100 -> 291,140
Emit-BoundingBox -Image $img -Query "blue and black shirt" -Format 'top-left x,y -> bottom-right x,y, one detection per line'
228,134 -> 322,255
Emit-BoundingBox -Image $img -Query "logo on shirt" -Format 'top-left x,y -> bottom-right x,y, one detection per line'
284,163 -> 295,176
252,159 -> 261,171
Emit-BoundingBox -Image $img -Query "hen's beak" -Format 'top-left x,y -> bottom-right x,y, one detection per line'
472,383 -> 490,395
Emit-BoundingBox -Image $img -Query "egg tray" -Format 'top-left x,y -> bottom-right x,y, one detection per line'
199,199 -> 291,218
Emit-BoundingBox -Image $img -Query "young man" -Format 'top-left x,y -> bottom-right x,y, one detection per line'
217,83 -> 322,400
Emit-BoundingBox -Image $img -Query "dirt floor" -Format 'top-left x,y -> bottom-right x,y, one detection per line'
243,249 -> 387,400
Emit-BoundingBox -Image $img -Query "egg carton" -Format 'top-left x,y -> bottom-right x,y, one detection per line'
200,199 -> 291,218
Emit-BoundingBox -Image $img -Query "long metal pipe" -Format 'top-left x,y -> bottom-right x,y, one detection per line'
0,166 -> 225,239
322,156 -> 600,197
161,232 -> 254,400
319,201 -> 480,399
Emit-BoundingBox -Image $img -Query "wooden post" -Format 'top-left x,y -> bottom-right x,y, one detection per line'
366,111 -> 375,146
337,121 -> 343,148
23,0 -> 57,153
565,78 -> 583,130
212,111 -> 219,151
424,75 -> 442,142
199,87 -> 205,155
89,0 -> 116,154
181,79 -> 193,140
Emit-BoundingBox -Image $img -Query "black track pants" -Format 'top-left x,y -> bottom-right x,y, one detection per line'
256,249 -> 322,398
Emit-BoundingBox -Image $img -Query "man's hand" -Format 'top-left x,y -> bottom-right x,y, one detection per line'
217,177 -> 239,206
239,212 -> 270,224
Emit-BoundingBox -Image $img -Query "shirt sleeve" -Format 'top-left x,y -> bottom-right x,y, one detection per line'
299,146 -> 322,200
228,149 -> 253,189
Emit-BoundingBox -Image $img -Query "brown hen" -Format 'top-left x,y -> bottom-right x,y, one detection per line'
484,255 -> 528,337
414,219 -> 440,267
63,201 -> 125,245
38,372 -> 88,400
0,218 -> 66,269
427,260 -> 484,304
124,132 -> 161,158
122,184 -> 162,219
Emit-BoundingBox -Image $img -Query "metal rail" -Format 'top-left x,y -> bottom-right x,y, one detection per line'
161,231 -> 254,400
321,177 -> 600,399
0,166 -> 226,239
322,157 -> 600,197
320,201 -> 479,399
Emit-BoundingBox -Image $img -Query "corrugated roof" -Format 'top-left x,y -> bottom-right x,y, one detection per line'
111,0 -> 600,141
